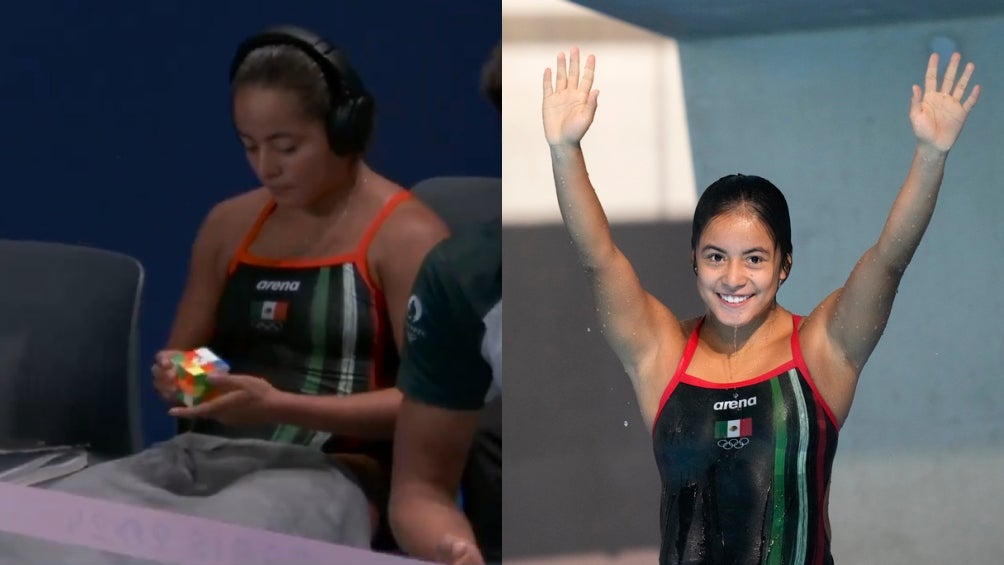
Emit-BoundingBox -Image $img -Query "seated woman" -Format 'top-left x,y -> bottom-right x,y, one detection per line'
28,25 -> 447,555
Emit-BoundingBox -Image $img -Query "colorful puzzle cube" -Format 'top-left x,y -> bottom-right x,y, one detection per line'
172,347 -> 230,407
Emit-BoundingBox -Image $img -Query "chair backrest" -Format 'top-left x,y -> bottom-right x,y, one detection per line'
0,240 -> 144,456
410,176 -> 501,234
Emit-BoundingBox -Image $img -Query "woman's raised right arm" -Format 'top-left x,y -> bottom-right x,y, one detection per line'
543,48 -> 682,388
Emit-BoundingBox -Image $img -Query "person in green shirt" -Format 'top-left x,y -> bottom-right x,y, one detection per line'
389,42 -> 502,565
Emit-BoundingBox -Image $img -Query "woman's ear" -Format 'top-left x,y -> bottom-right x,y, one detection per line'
779,253 -> 792,284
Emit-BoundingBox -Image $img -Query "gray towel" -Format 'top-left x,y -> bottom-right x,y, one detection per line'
0,432 -> 372,565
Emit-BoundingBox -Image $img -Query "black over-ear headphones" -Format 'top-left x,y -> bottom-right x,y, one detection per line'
230,25 -> 375,155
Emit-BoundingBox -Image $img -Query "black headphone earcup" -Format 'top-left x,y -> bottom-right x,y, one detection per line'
351,95 -> 375,153
329,94 -> 374,155
328,102 -> 351,155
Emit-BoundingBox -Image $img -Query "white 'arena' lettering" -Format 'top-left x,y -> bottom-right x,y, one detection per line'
256,280 -> 301,292
713,396 -> 758,411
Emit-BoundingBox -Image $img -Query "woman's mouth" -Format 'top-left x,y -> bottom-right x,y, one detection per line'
718,293 -> 752,306
269,184 -> 292,193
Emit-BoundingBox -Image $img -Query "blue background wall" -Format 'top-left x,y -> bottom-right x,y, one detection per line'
0,1 -> 501,444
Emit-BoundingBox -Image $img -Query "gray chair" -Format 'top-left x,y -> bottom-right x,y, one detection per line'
411,176 -> 501,235
0,240 -> 145,457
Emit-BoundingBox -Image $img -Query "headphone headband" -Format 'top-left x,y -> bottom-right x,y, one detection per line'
230,26 -> 370,102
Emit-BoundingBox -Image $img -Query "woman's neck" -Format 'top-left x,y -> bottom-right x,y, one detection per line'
702,303 -> 783,356
298,160 -> 368,218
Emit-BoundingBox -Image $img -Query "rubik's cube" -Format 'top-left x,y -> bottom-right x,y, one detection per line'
172,347 -> 230,407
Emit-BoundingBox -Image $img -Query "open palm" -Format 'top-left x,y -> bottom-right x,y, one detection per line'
542,47 -> 600,146
910,52 -> 980,152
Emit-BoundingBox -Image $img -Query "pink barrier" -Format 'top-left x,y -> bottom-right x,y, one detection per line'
0,482 -> 429,565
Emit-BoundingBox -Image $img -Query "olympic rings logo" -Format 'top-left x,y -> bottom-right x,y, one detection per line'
253,321 -> 285,332
717,438 -> 750,450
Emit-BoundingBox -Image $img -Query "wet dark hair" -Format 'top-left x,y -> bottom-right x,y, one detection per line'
481,41 -> 501,112
691,174 -> 793,277
232,44 -> 331,126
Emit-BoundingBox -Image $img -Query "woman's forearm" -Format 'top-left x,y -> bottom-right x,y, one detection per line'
550,143 -> 618,270
269,387 -> 403,439
874,143 -> 948,272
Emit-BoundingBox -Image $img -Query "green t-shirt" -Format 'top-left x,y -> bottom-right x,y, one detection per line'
398,223 -> 501,410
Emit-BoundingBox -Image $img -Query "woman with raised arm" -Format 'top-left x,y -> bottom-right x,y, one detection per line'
542,48 -> 979,564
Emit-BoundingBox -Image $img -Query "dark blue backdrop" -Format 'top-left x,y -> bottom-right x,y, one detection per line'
0,1 -> 501,444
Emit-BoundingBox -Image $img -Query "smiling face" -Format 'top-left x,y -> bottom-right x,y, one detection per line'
694,209 -> 789,327
233,86 -> 351,207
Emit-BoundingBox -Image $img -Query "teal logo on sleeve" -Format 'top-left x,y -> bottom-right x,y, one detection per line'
406,295 -> 426,342
407,295 -> 423,323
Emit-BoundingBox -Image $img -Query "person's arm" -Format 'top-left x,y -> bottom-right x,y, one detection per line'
803,53 -> 980,421
262,387 -> 403,439
168,373 -> 408,438
372,198 -> 450,354
152,199 -> 236,403
390,400 -> 483,564
164,203 -> 234,349
389,240 -> 493,564
543,48 -> 684,408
